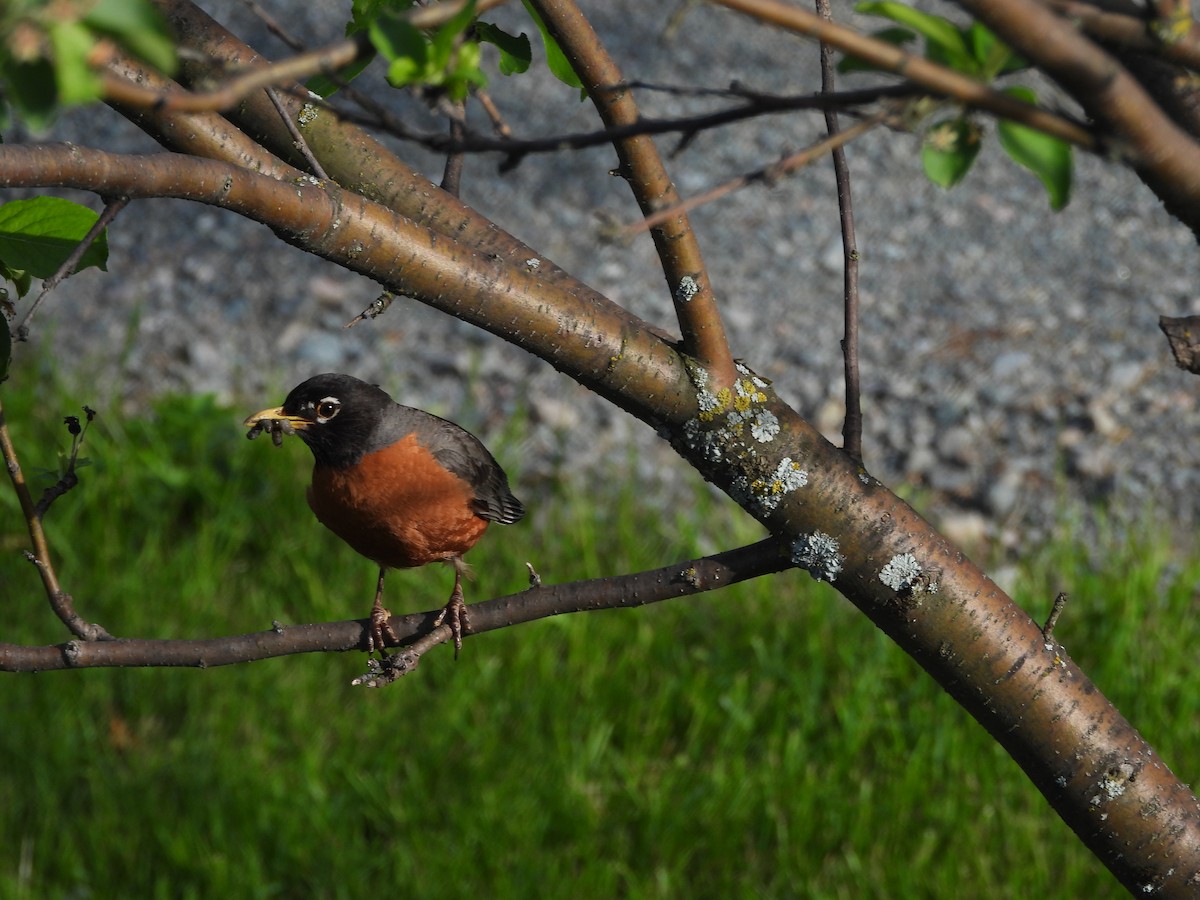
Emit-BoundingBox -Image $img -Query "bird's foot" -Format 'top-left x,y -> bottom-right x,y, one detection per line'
368,596 -> 398,655
432,587 -> 468,658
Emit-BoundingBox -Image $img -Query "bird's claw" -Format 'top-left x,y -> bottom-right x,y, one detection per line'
432,591 -> 468,658
368,600 -> 398,655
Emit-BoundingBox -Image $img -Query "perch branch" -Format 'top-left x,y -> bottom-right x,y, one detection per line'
0,538 -> 793,672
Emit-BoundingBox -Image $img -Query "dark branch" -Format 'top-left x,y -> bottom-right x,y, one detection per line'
323,83 -> 920,162
0,538 -> 793,673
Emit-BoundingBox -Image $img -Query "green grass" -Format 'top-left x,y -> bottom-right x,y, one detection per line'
1,379 -> 1197,898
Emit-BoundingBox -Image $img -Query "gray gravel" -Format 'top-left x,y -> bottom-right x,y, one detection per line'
14,0 -> 1200,555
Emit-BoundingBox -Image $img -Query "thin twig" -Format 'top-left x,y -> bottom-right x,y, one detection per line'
99,36 -> 365,113
1043,592 -> 1068,640
619,111 -> 887,238
34,406 -> 96,518
326,82 -> 919,159
265,86 -> 329,179
815,0 -> 863,466
241,0 -> 306,52
711,0 -> 1096,149
441,105 -> 467,196
0,398 -> 111,641
474,89 -> 514,138
15,198 -> 129,341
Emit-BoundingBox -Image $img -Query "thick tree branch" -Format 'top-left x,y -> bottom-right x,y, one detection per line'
0,143 -> 696,425
104,52 -> 305,177
1044,0 -> 1200,70
952,0 -> 1200,234
0,538 -> 793,671
530,0 -> 737,385
150,0 -> 679,342
710,0 -> 1096,148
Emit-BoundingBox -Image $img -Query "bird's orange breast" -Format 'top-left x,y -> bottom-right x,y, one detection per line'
307,434 -> 489,569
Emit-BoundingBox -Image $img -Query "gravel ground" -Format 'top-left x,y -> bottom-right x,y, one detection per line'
14,0 -> 1200,556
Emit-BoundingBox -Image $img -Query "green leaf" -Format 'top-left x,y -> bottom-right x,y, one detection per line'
350,0 -> 409,35
521,0 -> 584,94
0,58 -> 59,131
855,1 -> 974,73
0,197 -> 109,279
996,87 -> 1073,210
921,118 -> 982,189
429,0 -> 478,65
83,0 -> 177,74
476,21 -> 532,75
369,12 -> 429,87
965,22 -> 1026,79
48,20 -> 104,106
836,26 -> 916,73
445,39 -> 486,101
0,261 -> 33,299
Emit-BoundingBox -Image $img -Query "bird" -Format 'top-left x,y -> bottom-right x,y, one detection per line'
243,373 -> 525,655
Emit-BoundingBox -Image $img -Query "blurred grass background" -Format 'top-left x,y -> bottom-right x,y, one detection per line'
1,374 -> 1197,899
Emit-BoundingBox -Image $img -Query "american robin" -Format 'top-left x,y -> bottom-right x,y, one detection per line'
243,373 -> 525,654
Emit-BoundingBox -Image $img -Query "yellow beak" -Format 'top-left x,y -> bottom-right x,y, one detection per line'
242,406 -> 308,430
243,406 -> 310,445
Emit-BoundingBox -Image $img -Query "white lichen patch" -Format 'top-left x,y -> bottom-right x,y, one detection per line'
680,360 -> 808,514
792,531 -> 844,583
676,275 -> 700,302
682,419 -> 725,463
1094,763 -> 1136,804
525,257 -> 541,270
747,452 -> 806,509
298,103 -> 320,126
735,361 -> 770,390
879,553 -> 923,592
750,409 -> 780,443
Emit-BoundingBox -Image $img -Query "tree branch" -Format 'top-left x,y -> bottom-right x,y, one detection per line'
710,0 -> 1096,148
150,0 -> 679,342
0,143 -> 697,424
0,539 -> 793,672
530,0 -> 737,384
951,0 -> 1200,234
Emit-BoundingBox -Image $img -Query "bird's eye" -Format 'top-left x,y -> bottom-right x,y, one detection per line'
314,397 -> 341,423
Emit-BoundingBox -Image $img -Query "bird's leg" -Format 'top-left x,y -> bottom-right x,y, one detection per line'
368,567 -> 398,654
432,558 -> 470,657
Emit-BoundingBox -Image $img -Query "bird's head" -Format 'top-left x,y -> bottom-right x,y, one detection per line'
244,373 -> 393,468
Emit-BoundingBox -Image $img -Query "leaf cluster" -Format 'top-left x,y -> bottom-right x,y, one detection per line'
307,0 -> 581,102
847,1 -> 1072,208
0,0 -> 175,130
